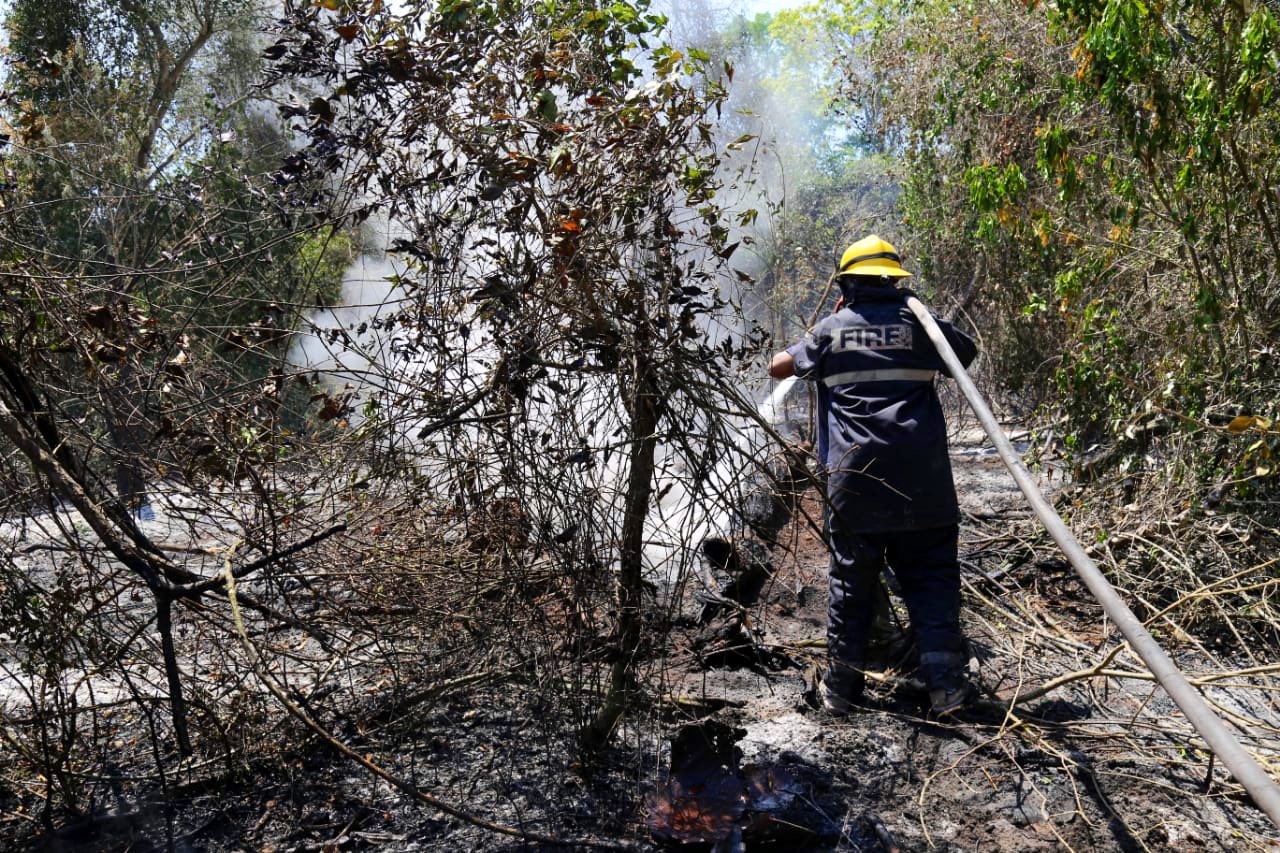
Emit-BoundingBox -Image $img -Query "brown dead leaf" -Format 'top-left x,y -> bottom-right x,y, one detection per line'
1227,415 -> 1257,434
316,394 -> 347,420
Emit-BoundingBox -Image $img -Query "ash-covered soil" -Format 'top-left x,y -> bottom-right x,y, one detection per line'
656,423 -> 1277,851
5,422 -> 1278,852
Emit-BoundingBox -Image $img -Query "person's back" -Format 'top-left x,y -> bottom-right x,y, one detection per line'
800,282 -> 974,532
770,235 -> 978,715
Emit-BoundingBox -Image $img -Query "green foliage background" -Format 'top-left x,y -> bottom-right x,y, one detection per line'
862,0 -> 1279,493
728,0 -> 1279,623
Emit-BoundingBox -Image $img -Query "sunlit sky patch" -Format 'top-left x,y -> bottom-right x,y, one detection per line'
741,0 -> 811,13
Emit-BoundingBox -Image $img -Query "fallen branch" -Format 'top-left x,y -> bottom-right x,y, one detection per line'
362,668 -> 514,727
862,812 -> 901,853
1009,644 -> 1128,706
656,694 -> 747,715
175,523 -> 348,597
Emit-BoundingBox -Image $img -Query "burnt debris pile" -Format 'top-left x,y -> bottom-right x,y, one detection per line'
645,721 -> 845,851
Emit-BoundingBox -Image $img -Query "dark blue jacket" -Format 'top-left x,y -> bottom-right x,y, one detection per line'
787,284 -> 977,533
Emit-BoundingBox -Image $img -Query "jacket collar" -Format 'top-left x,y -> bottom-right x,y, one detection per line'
841,282 -> 912,304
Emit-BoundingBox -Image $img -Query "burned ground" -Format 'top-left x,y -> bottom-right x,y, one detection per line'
657,420 -> 1276,852
2,419 -> 1277,852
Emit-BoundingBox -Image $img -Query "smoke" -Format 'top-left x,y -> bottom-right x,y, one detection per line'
289,255 -> 407,386
292,1 -> 834,383
285,2 -> 827,583
655,1 -> 848,315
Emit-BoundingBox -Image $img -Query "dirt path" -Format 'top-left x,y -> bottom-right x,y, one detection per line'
660,424 -> 1278,851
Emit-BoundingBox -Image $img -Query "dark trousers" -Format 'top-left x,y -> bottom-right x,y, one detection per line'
828,524 -> 964,691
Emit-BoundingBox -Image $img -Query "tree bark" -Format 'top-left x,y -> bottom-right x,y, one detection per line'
582,358 -> 661,750
155,595 -> 193,756
102,362 -> 150,514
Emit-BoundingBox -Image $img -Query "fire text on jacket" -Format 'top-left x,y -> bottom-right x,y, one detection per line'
831,324 -> 913,353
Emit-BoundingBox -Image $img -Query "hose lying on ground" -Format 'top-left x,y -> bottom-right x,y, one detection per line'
906,295 -> 1280,831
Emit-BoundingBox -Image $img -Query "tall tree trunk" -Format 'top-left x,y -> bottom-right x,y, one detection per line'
582,359 -> 660,751
102,363 -> 150,514
155,595 -> 193,756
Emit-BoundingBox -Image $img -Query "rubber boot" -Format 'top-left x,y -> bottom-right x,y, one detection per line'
921,650 -> 971,716
820,659 -> 865,715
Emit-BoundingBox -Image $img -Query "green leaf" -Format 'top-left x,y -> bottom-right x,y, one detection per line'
549,145 -> 574,176
534,91 -> 558,122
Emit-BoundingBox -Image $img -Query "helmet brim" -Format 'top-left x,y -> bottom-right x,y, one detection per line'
841,264 -> 912,278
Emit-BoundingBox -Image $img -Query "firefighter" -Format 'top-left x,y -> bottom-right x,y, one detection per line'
769,235 -> 978,715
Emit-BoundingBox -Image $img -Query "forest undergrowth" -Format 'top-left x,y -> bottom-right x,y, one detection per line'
2,0 -> 1279,849
3,411 -> 1277,851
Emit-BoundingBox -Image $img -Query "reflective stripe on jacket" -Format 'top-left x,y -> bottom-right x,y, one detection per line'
787,284 -> 978,532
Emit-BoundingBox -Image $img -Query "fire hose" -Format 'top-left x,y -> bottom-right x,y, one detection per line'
906,296 -> 1280,830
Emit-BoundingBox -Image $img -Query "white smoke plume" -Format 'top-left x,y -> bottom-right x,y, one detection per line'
287,3 -> 823,582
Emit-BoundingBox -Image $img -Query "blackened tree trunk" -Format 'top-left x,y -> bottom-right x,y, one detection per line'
102,362 -> 150,514
582,343 -> 662,750
155,595 -> 193,755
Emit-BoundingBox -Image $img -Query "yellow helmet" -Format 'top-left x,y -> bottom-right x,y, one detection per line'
838,234 -> 912,278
